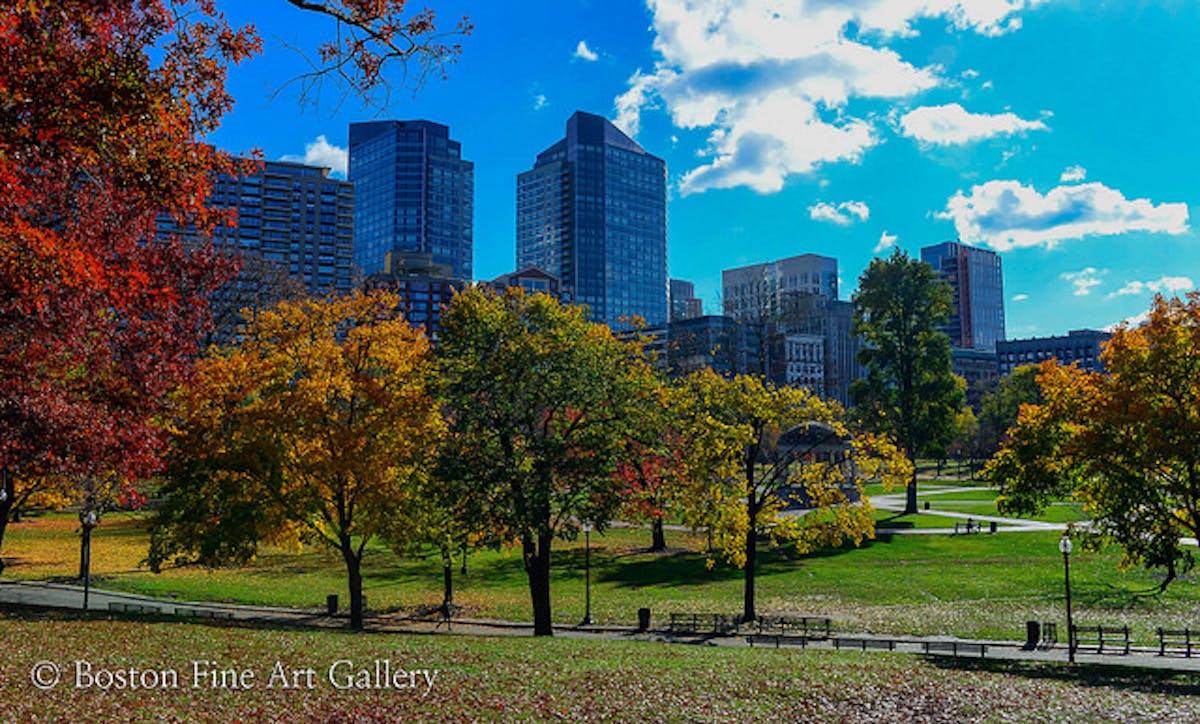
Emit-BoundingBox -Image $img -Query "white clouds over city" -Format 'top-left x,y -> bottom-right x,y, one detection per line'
574,41 -> 599,62
897,103 -> 1046,145
809,200 -> 870,225
1109,275 -> 1194,298
1061,268 -> 1106,296
1060,165 -> 1087,182
875,230 -> 898,253
280,135 -> 347,177
615,0 -> 1048,194
938,180 -> 1190,250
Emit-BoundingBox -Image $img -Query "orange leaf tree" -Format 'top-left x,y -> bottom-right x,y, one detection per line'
150,291 -> 444,629
989,293 -> 1200,590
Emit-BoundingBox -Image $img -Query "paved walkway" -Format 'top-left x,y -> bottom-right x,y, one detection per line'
4,580 -> 1200,673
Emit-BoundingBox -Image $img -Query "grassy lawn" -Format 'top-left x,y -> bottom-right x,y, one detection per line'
3,612 -> 1200,721
3,511 -> 1198,642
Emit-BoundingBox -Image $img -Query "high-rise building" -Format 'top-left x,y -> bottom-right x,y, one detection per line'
670,279 -> 703,322
516,111 -> 668,328
920,241 -> 1005,352
156,159 -> 355,342
349,120 -> 474,282
722,254 -> 838,320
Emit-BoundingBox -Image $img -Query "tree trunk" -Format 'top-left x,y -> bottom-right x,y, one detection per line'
441,545 -> 454,618
341,543 -> 365,630
460,543 -> 468,575
905,462 -> 918,515
523,531 -> 554,636
651,517 -> 666,552
743,524 -> 757,624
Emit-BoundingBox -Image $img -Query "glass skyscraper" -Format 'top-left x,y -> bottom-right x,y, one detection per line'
516,111 -> 668,327
920,240 -> 1006,351
349,120 -> 474,282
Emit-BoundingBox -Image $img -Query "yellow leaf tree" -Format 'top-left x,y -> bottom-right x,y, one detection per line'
675,369 -> 911,622
149,290 -> 443,629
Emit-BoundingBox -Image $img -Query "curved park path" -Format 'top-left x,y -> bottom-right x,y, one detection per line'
869,484 -> 1064,535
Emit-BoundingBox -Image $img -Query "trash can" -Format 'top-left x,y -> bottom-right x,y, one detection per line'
327,594 -> 339,616
923,501 -> 930,510
637,607 -> 651,632
989,521 -> 997,534
1024,620 -> 1040,650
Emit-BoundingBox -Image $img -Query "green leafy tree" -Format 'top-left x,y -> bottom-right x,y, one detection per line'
989,294 -> 1200,590
149,291 -> 444,629
977,364 -> 1043,454
851,249 -> 965,513
675,370 -> 911,622
437,287 -> 655,636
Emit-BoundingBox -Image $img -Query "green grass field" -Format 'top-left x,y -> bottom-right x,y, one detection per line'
3,612 -> 1199,721
5,509 -> 1199,643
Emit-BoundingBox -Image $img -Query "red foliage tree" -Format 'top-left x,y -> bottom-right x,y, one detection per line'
0,1 -> 258,568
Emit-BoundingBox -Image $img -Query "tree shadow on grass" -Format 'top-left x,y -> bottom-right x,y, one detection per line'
925,657 -> 1200,697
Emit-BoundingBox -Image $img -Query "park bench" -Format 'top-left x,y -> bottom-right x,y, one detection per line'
1071,624 -> 1130,655
107,602 -> 162,615
1156,627 -> 1199,657
754,615 -> 832,639
746,633 -> 812,649
174,607 -> 235,620
923,640 -> 987,658
833,637 -> 895,652
667,613 -> 741,635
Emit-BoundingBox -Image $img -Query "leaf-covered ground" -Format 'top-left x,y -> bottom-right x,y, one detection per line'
3,612 -> 1199,722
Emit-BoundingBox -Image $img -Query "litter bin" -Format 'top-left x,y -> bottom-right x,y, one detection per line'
1024,620 -> 1040,650
327,594 -> 339,616
637,608 -> 651,632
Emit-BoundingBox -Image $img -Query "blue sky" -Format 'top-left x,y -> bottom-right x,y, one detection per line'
210,0 -> 1198,338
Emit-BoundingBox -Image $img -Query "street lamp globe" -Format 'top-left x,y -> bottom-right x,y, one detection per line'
1059,533 -> 1072,555
0,487 -> 7,502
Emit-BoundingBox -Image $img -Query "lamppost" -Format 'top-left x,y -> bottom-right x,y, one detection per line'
81,508 -> 97,611
1059,531 -> 1075,664
581,521 -> 594,626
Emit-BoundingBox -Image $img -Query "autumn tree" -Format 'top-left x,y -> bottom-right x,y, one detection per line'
149,291 -> 444,629
851,249 -> 965,513
675,369 -> 910,622
437,288 -> 655,636
989,294 -> 1200,590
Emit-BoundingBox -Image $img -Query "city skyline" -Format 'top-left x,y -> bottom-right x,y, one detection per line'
207,1 -> 1197,337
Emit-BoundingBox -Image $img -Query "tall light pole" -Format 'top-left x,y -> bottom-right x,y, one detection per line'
1059,532 -> 1075,664
81,508 -> 97,611
581,521 -> 594,626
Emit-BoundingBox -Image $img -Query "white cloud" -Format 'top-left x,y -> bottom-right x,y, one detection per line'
1060,165 -> 1087,183
809,200 -> 870,225
898,103 -> 1046,145
533,93 -> 548,110
1103,310 -> 1150,332
615,0 -> 1047,195
280,135 -> 347,177
939,180 -> 1190,251
1109,275 -> 1194,298
1060,268 -> 1106,297
574,40 -> 599,62
874,230 -> 898,253
1011,293 -> 1029,301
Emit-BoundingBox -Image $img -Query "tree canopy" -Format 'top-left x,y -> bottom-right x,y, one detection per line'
437,287 -> 656,635
150,291 -> 444,628
989,294 -> 1200,589
851,249 -> 965,513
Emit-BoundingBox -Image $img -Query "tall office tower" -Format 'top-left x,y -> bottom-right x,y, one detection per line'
920,241 -> 1005,351
669,279 -> 703,322
516,111 -> 668,328
349,120 -> 474,282
156,159 -> 355,342
722,254 -> 838,320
